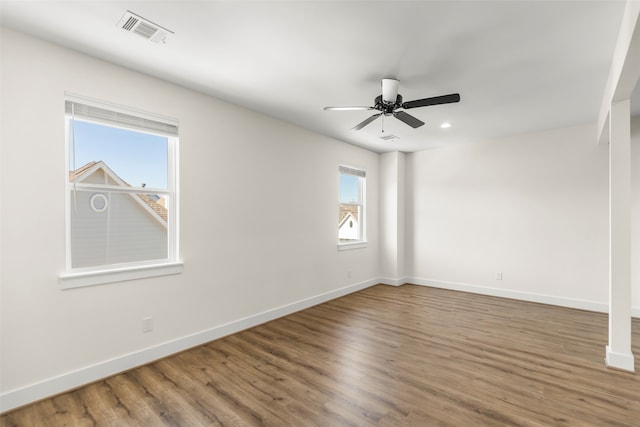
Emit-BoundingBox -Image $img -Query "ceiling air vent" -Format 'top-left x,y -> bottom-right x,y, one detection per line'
117,11 -> 173,44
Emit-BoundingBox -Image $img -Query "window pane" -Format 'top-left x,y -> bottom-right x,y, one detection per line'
70,189 -> 168,268
339,173 -> 360,203
70,120 -> 168,189
338,204 -> 361,241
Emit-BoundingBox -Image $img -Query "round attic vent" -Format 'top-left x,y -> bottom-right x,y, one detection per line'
90,193 -> 108,213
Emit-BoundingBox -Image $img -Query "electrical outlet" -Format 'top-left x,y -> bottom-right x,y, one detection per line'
496,272 -> 503,280
142,317 -> 154,333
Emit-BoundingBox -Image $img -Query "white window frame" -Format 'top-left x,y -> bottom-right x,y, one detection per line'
60,94 -> 182,289
338,164 -> 367,250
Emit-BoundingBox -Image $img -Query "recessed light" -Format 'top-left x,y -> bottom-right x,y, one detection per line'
440,122 -> 452,129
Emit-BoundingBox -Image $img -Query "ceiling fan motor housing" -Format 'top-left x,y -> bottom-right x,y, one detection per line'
375,94 -> 403,114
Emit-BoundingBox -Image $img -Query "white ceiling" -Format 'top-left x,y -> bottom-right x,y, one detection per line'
1,0 -> 637,153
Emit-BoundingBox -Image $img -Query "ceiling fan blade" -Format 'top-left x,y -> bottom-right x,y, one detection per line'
352,113 -> 382,131
402,93 -> 460,109
324,106 -> 374,111
393,111 -> 425,128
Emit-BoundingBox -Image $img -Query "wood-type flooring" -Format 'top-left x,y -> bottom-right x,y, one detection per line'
1,284 -> 639,426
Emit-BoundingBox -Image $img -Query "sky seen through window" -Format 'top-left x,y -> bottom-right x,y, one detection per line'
70,120 -> 168,189
339,174 -> 360,204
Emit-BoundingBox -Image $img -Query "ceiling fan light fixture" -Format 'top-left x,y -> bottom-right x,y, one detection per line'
440,122 -> 453,129
381,78 -> 399,103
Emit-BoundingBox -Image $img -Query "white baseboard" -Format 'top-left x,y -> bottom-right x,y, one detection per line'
605,345 -> 636,372
408,277 -> 640,317
0,278 -> 379,413
407,277 -> 613,313
378,276 -> 408,286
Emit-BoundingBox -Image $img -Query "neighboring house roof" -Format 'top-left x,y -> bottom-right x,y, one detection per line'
339,204 -> 359,225
138,194 -> 168,222
69,161 -> 98,182
70,161 -> 168,224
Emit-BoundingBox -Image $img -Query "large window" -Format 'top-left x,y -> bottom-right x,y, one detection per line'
62,95 -> 181,288
338,165 -> 366,247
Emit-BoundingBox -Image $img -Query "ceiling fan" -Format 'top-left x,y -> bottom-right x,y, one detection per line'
324,78 -> 460,131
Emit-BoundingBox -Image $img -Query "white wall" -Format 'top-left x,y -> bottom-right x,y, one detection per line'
406,123 -> 621,311
0,28 -> 379,409
632,116 -> 640,310
379,151 -> 406,282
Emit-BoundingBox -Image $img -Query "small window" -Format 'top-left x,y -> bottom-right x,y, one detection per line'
338,165 -> 366,247
62,95 -> 181,288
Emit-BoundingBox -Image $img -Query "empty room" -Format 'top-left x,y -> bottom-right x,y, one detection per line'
1,1 -> 639,425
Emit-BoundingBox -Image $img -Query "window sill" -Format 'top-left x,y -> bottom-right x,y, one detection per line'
60,261 -> 184,289
337,241 -> 368,251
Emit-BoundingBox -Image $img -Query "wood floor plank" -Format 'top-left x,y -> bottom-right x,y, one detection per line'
2,284 -> 639,426
73,380 -> 138,426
